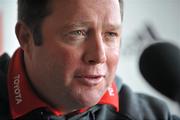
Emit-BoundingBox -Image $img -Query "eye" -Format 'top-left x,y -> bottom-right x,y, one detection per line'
69,30 -> 87,37
104,32 -> 119,42
106,32 -> 118,37
63,29 -> 87,44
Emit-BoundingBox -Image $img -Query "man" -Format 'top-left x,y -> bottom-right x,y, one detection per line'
0,0 -> 179,119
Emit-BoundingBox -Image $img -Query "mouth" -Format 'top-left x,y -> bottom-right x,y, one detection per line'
74,74 -> 105,86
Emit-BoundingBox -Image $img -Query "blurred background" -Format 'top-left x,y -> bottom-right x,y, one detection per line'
0,0 -> 180,116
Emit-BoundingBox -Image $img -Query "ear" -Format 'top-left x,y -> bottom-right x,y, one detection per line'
15,21 -> 33,59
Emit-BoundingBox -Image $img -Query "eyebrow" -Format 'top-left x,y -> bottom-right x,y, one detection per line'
62,21 -> 122,31
62,22 -> 92,30
104,24 -> 122,31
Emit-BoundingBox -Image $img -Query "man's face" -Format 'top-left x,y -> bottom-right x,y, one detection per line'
28,0 -> 121,112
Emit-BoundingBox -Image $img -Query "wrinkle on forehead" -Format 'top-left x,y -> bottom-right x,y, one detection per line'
46,0 -> 121,31
51,0 -> 121,17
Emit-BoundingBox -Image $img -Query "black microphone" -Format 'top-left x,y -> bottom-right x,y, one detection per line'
139,42 -> 180,104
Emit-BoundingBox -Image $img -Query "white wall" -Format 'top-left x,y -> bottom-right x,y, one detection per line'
1,0 -> 180,116
0,0 -> 18,56
118,0 -> 180,116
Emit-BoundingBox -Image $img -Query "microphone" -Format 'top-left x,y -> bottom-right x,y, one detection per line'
139,42 -> 180,104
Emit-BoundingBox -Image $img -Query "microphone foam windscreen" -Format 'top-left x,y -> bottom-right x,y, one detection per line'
139,42 -> 180,100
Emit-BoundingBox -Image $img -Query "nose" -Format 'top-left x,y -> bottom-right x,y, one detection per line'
83,34 -> 107,65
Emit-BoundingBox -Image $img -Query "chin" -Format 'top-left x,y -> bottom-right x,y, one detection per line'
70,80 -> 108,108
77,89 -> 105,108
80,98 -> 99,107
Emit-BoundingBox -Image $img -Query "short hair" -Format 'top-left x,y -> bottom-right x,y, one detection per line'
119,0 -> 124,20
17,0 -> 124,46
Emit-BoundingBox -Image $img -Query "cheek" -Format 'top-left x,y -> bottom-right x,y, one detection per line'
108,48 -> 119,69
49,47 -> 81,80
33,45 -> 80,80
106,48 -> 119,79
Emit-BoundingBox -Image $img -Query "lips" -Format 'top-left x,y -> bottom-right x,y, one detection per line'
74,74 -> 105,86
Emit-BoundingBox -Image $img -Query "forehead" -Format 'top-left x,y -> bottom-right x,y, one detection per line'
50,0 -> 120,8
46,0 -> 121,27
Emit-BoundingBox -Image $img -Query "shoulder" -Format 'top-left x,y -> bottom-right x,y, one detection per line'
0,53 -> 10,73
119,84 -> 180,120
0,53 -> 10,85
0,53 -> 10,90
0,53 -> 11,119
